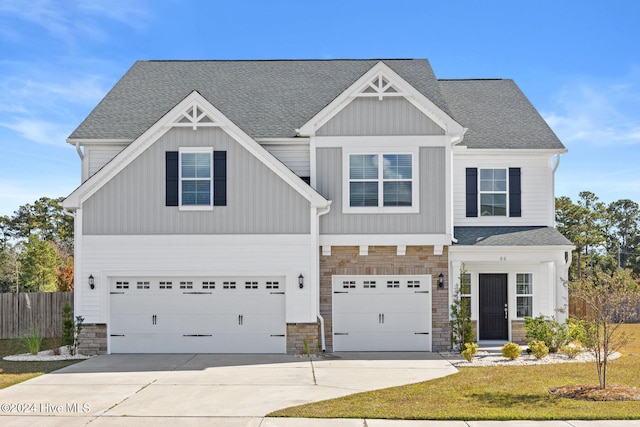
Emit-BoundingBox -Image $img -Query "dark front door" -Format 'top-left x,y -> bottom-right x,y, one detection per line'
479,274 -> 508,340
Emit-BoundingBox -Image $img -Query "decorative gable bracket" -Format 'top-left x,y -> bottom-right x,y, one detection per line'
356,73 -> 405,101
170,104 -> 221,130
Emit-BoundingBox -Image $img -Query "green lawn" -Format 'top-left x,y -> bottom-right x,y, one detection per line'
0,338 -> 82,389
269,324 -> 640,420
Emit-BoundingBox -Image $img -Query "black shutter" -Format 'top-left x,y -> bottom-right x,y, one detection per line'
509,167 -> 521,217
465,168 -> 478,217
213,151 -> 227,206
165,151 -> 179,206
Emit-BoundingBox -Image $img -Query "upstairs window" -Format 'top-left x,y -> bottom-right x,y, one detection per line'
465,167 -> 521,218
166,149 -> 226,208
479,169 -> 507,216
180,150 -> 212,207
346,152 -> 417,213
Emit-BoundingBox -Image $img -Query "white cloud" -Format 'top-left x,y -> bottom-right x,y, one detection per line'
0,0 -> 151,44
542,70 -> 640,147
0,119 -> 70,147
0,70 -> 111,147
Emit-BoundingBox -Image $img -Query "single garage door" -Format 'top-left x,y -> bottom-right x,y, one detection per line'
332,275 -> 431,351
109,276 -> 286,353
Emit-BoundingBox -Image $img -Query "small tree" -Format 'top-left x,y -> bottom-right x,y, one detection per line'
450,264 -> 475,351
569,268 -> 640,388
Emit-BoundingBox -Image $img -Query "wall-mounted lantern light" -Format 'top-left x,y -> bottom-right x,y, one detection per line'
89,274 -> 95,290
437,273 -> 444,289
298,274 -> 304,289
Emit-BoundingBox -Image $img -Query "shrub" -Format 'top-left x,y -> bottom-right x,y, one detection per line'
528,340 -> 549,359
502,342 -> 522,360
21,327 -> 42,355
62,302 -> 74,347
560,343 -> 583,359
566,318 -> 590,347
524,315 -> 568,352
450,266 -> 474,351
461,342 -> 478,362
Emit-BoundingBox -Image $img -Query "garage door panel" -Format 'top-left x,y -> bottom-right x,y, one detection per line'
332,275 -> 432,352
109,276 -> 286,353
334,331 -> 430,352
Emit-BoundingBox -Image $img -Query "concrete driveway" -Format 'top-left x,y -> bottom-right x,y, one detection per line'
0,352 -> 457,426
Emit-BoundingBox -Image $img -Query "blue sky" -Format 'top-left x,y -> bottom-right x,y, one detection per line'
1,0 -> 639,216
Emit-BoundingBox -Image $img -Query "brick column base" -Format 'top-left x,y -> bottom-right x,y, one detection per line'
286,323 -> 320,355
77,323 -> 107,355
511,320 -> 527,344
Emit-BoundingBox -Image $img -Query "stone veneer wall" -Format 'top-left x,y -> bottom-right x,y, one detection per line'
287,323 -> 321,355
319,245 -> 450,352
77,323 -> 107,355
511,320 -> 527,344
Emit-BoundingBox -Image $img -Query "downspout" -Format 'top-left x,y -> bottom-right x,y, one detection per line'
74,141 -> 84,160
552,153 -> 561,173
449,130 -> 467,243
316,202 -> 332,352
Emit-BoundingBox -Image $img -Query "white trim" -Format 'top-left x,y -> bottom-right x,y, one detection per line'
315,135 -> 449,148
298,61 -> 464,138
67,138 -> 133,145
359,245 -> 369,256
322,246 -> 332,256
434,245 -> 443,256
342,148 -> 419,214
397,245 -> 406,256
64,91 -> 330,210
256,138 -> 310,145
320,234 -> 452,246
454,147 -> 568,156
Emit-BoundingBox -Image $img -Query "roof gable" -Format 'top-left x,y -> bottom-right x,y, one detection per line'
298,61 -> 465,138
64,91 -> 329,209
69,59 -> 448,141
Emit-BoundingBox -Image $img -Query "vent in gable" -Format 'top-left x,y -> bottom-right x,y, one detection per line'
171,104 -> 220,130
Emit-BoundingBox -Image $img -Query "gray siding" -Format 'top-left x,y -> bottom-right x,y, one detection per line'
317,147 -> 446,234
83,127 -> 310,234
317,97 -> 445,136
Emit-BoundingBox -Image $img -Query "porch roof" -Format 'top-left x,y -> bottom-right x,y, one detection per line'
453,226 -> 573,247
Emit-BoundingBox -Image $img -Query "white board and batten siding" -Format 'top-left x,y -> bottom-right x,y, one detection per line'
332,275 -> 432,351
453,153 -> 555,227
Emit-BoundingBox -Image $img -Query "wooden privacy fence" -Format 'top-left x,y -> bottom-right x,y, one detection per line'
569,294 -> 640,323
0,292 -> 73,339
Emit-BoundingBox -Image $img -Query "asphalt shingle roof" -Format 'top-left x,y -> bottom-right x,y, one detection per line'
69,59 -> 565,151
454,226 -> 573,247
439,79 -> 565,149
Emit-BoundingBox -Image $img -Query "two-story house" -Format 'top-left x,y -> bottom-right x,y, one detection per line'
63,59 -> 573,355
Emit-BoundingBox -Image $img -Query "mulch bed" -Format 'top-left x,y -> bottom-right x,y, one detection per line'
549,384 -> 640,401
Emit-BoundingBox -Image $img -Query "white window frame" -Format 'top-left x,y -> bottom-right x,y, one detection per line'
342,148 -> 419,214
179,147 -> 213,211
459,272 -> 472,316
479,168 -> 508,217
516,273 -> 533,318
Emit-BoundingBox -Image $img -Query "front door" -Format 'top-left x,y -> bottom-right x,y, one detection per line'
479,274 -> 508,340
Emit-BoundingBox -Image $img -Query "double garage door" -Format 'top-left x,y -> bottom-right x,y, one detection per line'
109,276 -> 286,353
332,275 -> 432,352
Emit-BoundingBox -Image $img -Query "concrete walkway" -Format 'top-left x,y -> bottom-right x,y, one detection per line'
1,353 -> 637,426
